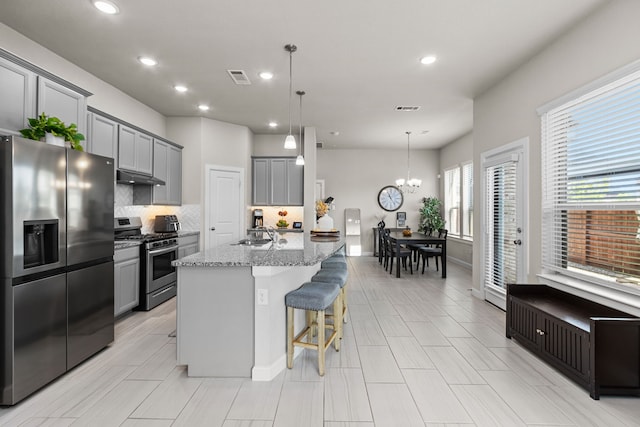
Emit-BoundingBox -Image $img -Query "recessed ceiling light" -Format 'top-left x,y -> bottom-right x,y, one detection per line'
174,85 -> 188,93
330,131 -> 340,136
198,104 -> 210,111
259,71 -> 274,80
92,0 -> 119,14
420,55 -> 437,65
268,121 -> 278,128
138,56 -> 157,66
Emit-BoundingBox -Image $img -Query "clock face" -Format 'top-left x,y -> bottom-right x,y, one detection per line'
377,186 -> 404,211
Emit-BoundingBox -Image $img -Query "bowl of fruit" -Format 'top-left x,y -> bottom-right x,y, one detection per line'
277,210 -> 289,228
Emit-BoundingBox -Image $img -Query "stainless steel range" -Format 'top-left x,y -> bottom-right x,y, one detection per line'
114,217 -> 178,310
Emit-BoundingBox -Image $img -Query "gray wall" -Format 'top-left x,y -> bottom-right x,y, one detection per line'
439,132 -> 473,268
317,148 -> 439,255
472,0 -> 640,295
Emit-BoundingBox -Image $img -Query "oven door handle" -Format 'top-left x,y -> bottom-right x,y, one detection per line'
148,245 -> 178,256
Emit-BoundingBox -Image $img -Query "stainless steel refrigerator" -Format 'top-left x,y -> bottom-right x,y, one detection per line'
0,135 -> 115,405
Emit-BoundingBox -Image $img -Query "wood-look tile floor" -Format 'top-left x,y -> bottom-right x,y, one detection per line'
2,257 -> 640,426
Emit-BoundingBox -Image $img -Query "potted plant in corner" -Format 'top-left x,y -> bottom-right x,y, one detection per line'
418,196 -> 445,233
19,112 -> 85,151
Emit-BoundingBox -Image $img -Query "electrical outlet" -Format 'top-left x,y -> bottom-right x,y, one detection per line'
257,289 -> 268,305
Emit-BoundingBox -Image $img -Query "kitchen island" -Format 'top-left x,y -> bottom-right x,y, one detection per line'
172,232 -> 344,380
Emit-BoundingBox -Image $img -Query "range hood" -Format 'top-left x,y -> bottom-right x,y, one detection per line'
116,170 -> 165,186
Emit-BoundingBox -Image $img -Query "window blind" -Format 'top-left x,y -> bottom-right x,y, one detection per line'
542,68 -> 640,286
444,167 -> 460,236
484,161 -> 518,291
462,162 -> 474,239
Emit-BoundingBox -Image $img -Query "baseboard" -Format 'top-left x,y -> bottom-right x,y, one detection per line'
448,256 -> 472,270
251,347 -> 303,381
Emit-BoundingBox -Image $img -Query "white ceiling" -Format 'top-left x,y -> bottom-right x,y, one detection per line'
0,0 -> 606,149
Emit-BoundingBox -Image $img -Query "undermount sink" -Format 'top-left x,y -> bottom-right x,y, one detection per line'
236,238 -> 272,246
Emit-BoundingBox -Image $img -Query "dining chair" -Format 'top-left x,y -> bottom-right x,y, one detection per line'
418,229 -> 448,274
408,227 -> 432,267
384,229 -> 413,275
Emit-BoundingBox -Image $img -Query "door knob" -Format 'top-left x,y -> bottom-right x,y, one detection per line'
513,239 -> 522,245
210,227 -> 216,231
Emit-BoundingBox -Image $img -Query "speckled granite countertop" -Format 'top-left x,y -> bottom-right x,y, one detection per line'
173,233 -> 344,267
114,241 -> 142,250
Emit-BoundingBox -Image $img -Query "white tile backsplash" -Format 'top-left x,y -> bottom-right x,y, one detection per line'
114,184 -> 201,233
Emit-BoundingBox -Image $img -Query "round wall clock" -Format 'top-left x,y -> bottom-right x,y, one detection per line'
377,185 -> 403,211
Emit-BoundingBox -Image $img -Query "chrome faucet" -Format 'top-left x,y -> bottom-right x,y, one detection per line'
260,226 -> 278,243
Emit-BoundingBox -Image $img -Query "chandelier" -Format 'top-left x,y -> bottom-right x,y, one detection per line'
395,131 -> 421,193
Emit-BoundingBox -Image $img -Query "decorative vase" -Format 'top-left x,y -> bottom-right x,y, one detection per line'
45,133 -> 65,147
317,214 -> 334,231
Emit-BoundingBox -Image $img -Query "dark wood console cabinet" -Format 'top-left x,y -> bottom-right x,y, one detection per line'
506,284 -> 640,399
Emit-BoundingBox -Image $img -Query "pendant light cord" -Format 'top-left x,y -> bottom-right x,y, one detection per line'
288,49 -> 293,136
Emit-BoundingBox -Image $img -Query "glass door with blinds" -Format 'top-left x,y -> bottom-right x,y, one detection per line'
481,140 -> 528,310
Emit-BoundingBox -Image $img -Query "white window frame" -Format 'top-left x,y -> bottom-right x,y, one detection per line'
539,59 -> 640,302
443,162 -> 473,241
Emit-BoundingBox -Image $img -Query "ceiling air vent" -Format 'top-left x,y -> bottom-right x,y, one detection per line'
227,70 -> 251,85
395,106 -> 421,111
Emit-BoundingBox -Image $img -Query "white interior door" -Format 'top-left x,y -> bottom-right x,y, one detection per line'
481,139 -> 528,310
204,165 -> 244,249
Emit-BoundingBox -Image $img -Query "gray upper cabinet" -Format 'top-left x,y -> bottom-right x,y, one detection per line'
252,157 -> 303,206
0,56 -> 36,136
287,158 -> 304,205
118,124 -> 153,175
133,139 -> 182,206
0,50 -> 91,142
87,112 -> 117,160
252,158 -> 270,205
37,77 -> 87,148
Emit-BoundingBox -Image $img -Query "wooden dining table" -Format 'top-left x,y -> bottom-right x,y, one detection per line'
386,231 -> 447,279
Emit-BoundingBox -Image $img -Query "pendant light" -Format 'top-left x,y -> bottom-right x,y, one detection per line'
395,131 -> 421,193
296,90 -> 305,165
284,44 -> 297,149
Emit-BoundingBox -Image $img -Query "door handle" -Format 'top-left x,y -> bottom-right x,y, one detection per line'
513,239 -> 522,245
210,227 -> 216,231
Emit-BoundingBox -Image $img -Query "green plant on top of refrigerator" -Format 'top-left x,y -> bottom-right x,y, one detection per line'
19,113 -> 85,151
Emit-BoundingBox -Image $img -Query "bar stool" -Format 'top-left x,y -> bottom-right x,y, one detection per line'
285,281 -> 342,376
311,267 -> 349,329
321,256 -> 347,269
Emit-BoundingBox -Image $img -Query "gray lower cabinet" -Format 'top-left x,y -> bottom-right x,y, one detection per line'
37,77 -> 87,148
118,124 -> 153,175
87,112 -> 117,160
252,157 -> 303,206
133,139 -> 182,205
0,56 -> 36,136
178,234 -> 199,259
114,246 -> 140,317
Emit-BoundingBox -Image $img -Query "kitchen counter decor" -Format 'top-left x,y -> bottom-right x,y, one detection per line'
276,209 -> 289,228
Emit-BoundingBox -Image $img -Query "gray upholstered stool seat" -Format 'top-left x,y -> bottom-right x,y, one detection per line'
285,281 -> 339,310
285,281 -> 342,376
312,268 -> 349,328
321,257 -> 347,269
311,269 -> 348,287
